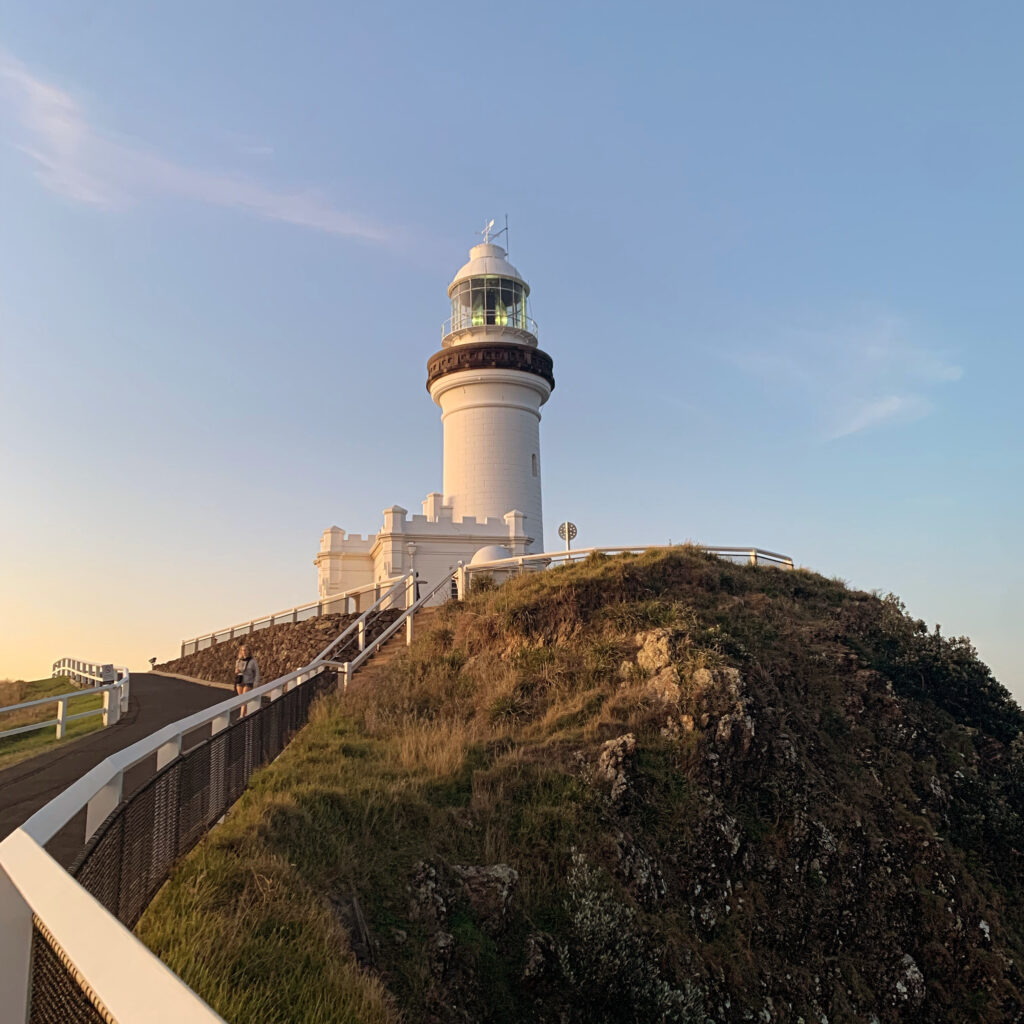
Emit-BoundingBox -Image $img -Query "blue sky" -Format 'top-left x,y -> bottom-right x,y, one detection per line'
1,2 -> 1021,699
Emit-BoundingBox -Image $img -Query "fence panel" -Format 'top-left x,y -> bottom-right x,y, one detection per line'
30,920 -> 110,1024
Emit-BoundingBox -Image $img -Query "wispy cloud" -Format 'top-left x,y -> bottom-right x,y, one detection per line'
0,52 -> 388,243
731,314 -> 963,440
828,393 -> 931,439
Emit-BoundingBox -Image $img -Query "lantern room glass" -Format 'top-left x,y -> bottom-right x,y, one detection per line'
451,277 -> 527,331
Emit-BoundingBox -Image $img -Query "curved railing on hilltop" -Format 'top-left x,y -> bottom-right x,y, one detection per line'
0,544 -> 792,1021
0,660 -> 131,744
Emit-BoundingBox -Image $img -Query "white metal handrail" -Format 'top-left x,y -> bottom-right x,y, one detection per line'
180,576 -> 406,657
0,675 -> 131,743
0,580 -> 424,1021
0,659 -> 330,1020
52,657 -> 122,688
461,545 -> 795,582
309,573 -> 411,667
334,570 -> 455,689
441,312 -> 539,339
0,545 -> 794,1019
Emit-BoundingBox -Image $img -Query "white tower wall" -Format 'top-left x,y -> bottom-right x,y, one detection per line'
430,368 -> 550,549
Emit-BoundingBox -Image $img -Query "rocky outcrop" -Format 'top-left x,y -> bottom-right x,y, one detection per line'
597,733 -> 636,803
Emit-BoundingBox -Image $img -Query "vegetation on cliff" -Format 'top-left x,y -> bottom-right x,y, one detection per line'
137,549 -> 1024,1023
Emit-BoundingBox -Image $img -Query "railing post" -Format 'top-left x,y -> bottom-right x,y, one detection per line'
86,770 -> 123,838
357,620 -> 366,652
456,561 -> 466,601
102,687 -> 120,727
749,549 -> 757,566
405,573 -> 415,611
0,865 -> 32,1023
406,608 -> 414,646
342,662 -> 351,692
156,735 -> 182,770
55,696 -> 68,739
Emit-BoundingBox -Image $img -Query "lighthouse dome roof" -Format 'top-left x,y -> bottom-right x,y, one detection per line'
449,244 -> 529,295
470,544 -> 512,565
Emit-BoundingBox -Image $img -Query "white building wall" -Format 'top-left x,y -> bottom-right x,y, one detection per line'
431,369 -> 549,552
316,505 -> 532,602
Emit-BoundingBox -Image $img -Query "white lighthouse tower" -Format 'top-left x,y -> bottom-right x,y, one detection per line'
316,225 -> 555,599
426,232 -> 554,551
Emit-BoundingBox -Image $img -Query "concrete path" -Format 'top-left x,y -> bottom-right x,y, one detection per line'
0,673 -> 231,866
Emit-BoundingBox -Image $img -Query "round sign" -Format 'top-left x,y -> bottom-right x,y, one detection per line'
558,521 -> 577,541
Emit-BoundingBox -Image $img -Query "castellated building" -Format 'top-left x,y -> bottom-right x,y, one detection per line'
315,235 -> 556,600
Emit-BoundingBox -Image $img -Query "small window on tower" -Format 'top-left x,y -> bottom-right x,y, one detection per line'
532,453 -> 538,477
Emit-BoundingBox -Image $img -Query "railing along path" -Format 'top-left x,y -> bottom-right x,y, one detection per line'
180,577 -> 408,657
0,661 -> 130,743
0,573 -> 420,1023
0,544 -> 792,1022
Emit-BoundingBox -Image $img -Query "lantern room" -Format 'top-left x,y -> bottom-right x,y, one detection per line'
442,242 -> 537,346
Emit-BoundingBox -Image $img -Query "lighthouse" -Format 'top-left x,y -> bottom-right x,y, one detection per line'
426,234 -> 555,551
316,226 -> 555,600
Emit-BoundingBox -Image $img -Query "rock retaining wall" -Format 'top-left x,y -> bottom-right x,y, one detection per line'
158,611 -> 400,686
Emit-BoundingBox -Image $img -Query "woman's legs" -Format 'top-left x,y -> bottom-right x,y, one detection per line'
236,683 -> 251,716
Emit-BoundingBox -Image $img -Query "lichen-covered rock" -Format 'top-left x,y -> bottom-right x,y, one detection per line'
636,628 -> 674,675
614,831 -> 667,906
522,931 -> 558,981
408,860 -> 447,926
715,712 -> 755,755
647,666 -> 682,705
597,732 -> 636,803
429,929 -> 454,977
894,953 -> 925,1007
451,864 -> 519,932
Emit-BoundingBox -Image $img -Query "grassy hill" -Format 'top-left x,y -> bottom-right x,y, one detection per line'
136,548 -> 1024,1023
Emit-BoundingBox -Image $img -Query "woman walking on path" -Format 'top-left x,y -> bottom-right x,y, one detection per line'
234,645 -> 259,715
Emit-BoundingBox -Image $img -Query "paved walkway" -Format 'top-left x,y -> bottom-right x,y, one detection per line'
0,673 -> 231,865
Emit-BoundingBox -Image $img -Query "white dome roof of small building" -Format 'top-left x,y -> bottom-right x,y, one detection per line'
470,544 -> 512,565
449,244 -> 529,295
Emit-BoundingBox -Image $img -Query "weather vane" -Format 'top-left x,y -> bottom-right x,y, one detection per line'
479,215 -> 509,250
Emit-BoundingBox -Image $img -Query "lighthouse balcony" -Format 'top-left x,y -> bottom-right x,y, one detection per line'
441,313 -> 538,347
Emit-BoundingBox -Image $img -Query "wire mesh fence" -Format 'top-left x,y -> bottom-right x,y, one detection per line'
30,918 -> 113,1024
28,667 -> 335,1021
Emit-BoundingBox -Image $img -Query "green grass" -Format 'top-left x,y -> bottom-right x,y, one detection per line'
0,676 -> 106,770
133,547 -> 1024,1023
